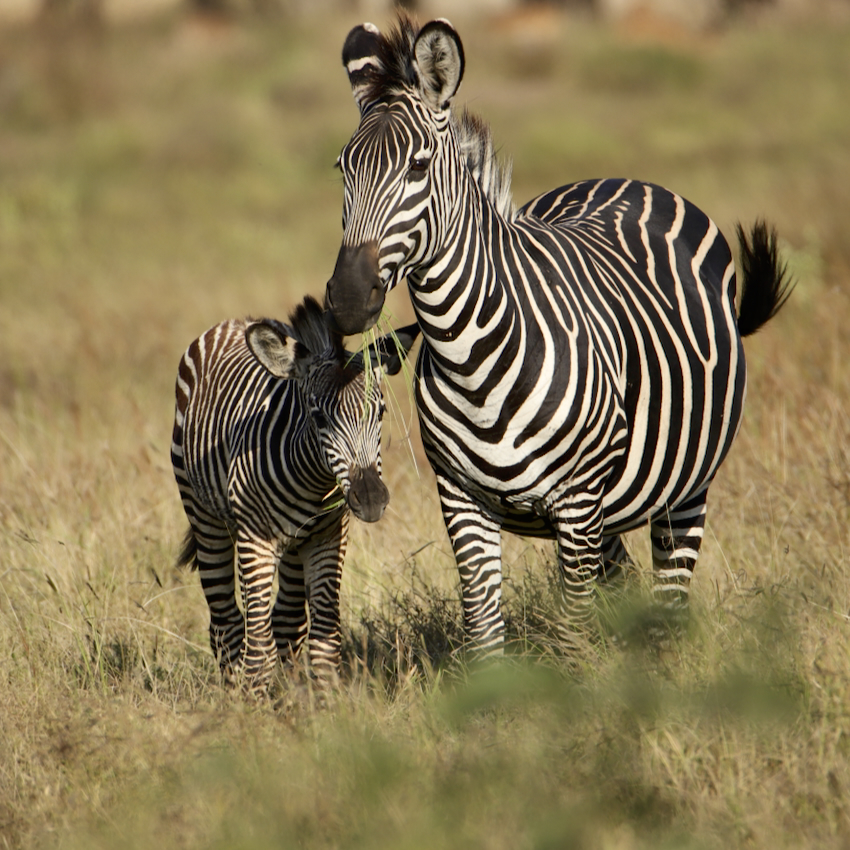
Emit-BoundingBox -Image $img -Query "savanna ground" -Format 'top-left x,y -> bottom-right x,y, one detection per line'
1,4 -> 850,848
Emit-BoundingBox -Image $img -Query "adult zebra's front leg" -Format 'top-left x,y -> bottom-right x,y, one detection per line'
600,535 -> 636,584
436,475 -> 505,658
549,486 -> 605,649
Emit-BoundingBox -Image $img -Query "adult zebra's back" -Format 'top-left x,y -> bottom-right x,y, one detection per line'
325,16 -> 793,655
171,296 -> 418,691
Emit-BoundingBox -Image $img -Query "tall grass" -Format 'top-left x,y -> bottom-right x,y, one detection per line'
1,8 -> 849,849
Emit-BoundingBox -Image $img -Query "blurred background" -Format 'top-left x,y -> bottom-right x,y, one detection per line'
2,1 -> 850,848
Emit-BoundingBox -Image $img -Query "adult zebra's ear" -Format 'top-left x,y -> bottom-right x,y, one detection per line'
370,323 -> 421,377
343,22 -> 384,114
413,19 -> 464,111
245,321 -> 311,381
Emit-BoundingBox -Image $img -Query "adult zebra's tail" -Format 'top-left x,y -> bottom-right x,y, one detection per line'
736,220 -> 795,337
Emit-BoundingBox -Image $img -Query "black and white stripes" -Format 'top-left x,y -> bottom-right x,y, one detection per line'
326,15 -> 791,655
171,296 -> 417,690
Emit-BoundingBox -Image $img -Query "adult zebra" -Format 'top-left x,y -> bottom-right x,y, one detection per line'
171,296 -> 418,691
325,16 -> 792,655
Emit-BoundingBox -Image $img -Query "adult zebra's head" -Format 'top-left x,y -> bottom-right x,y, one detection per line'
326,15 -> 466,335
246,297 -> 419,523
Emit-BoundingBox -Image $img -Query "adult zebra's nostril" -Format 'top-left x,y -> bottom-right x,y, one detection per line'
366,285 -> 384,313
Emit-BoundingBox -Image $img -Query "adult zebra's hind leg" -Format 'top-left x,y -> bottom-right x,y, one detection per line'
598,534 -> 651,646
649,487 -> 709,634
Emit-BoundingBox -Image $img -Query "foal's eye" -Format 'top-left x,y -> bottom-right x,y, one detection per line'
312,410 -> 329,430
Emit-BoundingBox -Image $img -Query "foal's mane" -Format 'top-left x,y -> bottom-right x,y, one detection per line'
288,296 -> 345,365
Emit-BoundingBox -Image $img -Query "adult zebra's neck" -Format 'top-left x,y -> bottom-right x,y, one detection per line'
407,171 -> 525,395
408,167 -> 585,453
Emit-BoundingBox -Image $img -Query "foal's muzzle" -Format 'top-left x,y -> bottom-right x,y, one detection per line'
346,463 -> 389,523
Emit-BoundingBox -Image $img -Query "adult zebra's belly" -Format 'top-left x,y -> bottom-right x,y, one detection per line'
418,347 -> 746,537
422,422 -> 732,540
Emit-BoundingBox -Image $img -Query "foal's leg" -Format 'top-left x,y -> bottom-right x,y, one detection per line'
272,547 -> 308,671
188,509 -> 244,678
301,511 -> 348,687
235,530 -> 278,693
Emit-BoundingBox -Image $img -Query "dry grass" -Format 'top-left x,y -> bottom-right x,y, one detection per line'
1,7 -> 849,849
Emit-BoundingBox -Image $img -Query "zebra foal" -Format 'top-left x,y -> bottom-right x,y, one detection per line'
325,16 -> 793,656
171,296 -> 417,691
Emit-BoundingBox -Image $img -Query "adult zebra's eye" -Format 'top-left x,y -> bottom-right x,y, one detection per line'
312,409 -> 329,430
408,155 -> 431,174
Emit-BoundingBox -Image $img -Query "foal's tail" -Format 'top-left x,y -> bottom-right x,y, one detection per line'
735,220 -> 795,337
177,527 -> 198,570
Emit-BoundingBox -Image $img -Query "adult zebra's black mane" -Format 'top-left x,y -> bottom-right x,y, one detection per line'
357,13 -> 420,105
456,108 -> 514,220
355,13 -> 515,219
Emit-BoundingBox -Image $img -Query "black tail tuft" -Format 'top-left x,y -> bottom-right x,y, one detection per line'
177,527 -> 198,570
735,220 -> 795,337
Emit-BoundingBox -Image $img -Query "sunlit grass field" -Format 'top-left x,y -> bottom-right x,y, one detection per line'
1,6 -> 849,848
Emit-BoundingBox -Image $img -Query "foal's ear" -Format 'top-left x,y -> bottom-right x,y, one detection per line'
245,321 -> 311,381
413,19 -> 464,111
343,22 -> 384,114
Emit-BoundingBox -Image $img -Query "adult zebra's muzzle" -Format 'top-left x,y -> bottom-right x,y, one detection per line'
326,242 -> 385,335
346,463 -> 389,524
